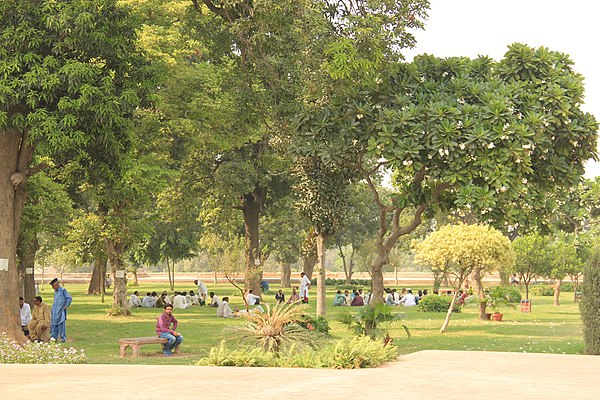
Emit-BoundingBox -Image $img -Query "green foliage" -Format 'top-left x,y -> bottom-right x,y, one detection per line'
231,303 -> 321,352
296,315 -> 331,334
417,295 -> 461,313
198,337 -> 397,369
339,303 -> 410,340
580,248 -> 600,354
487,286 -> 522,303
530,284 -> 555,296
561,282 -> 575,292
0,333 -> 87,364
325,278 -> 371,287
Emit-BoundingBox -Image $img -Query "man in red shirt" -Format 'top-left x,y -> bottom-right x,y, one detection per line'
156,304 -> 184,356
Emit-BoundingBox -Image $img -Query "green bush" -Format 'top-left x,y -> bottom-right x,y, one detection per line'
296,315 -> 330,334
417,295 -> 461,313
561,282 -> 575,292
488,286 -> 522,303
324,278 -> 371,287
580,248 -> 600,355
198,337 -> 397,369
530,284 -> 554,296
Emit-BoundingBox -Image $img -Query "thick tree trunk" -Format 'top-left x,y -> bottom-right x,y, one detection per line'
433,270 -> 443,293
371,248 -> 389,305
315,233 -> 328,317
131,269 -> 139,286
242,188 -> 262,295
0,128 -> 33,343
498,269 -> 510,286
87,252 -> 107,295
105,237 -> 130,315
472,267 -> 487,320
18,235 -> 38,303
553,279 -> 562,306
281,262 -> 291,288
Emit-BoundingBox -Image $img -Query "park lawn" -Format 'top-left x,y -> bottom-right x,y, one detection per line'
41,283 -> 584,365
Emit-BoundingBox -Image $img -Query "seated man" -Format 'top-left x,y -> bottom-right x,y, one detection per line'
156,305 -> 183,356
209,292 -> 220,307
246,290 -> 261,306
399,289 -> 417,307
172,292 -> 190,309
189,290 -> 199,306
343,290 -> 352,306
275,289 -> 285,304
28,296 -> 51,342
332,290 -> 346,306
385,289 -> 397,306
350,291 -> 364,306
128,291 -> 142,307
216,296 -> 234,318
155,293 -> 168,308
19,297 -> 32,337
142,292 -> 155,308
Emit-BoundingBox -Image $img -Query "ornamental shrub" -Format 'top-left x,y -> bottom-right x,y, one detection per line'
417,295 -> 461,313
580,248 -> 600,355
560,282 -> 575,292
530,284 -> 554,296
487,286 -> 522,303
197,337 -> 396,369
296,315 -> 330,334
0,333 -> 87,364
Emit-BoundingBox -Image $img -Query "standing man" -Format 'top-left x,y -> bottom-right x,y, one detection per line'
28,296 -> 51,342
19,297 -> 32,337
299,272 -> 311,304
194,279 -> 208,306
49,278 -> 72,342
156,304 -> 184,356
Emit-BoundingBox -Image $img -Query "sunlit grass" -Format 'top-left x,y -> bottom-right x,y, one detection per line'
42,283 -> 584,365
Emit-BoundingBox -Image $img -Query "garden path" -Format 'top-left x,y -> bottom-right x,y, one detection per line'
1,350 -> 598,399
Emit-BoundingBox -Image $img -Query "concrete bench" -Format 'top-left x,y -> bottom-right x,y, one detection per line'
119,337 -> 181,357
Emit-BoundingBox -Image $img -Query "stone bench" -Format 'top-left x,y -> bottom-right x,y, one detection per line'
119,337 -> 181,357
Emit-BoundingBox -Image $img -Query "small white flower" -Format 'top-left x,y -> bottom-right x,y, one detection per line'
356,114 -> 364,120
459,143 -> 466,150
420,76 -> 426,82
522,143 -> 532,149
402,159 -> 413,166
500,186 -> 508,192
515,158 -> 521,163
442,71 -> 449,77
522,178 -> 528,184
487,142 -> 495,149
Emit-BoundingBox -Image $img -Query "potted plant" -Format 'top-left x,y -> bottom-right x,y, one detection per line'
485,288 -> 516,322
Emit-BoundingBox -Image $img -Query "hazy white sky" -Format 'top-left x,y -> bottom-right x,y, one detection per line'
404,0 -> 600,178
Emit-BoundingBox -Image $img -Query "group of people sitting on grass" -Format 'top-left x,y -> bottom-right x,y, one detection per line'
129,280 -> 211,309
333,289 -> 367,306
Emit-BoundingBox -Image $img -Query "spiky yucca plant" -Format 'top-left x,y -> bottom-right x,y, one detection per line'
233,303 -> 322,353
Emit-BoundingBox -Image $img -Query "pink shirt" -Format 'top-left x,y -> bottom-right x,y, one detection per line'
156,312 -> 178,335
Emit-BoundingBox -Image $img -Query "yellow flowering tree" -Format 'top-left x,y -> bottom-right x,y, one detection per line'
413,224 -> 515,333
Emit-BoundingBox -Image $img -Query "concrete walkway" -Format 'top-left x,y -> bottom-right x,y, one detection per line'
2,350 -> 599,399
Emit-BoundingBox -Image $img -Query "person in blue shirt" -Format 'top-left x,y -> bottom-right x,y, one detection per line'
49,278 -> 72,342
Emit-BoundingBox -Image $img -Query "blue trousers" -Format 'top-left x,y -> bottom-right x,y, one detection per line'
159,332 -> 183,353
50,322 -> 67,342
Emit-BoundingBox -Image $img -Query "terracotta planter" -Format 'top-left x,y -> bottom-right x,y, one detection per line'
492,313 -> 503,321
483,313 -> 492,320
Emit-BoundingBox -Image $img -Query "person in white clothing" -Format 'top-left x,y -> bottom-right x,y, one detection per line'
399,289 -> 417,307
194,280 -> 208,305
216,296 -> 234,318
189,291 -> 199,306
19,296 -> 32,336
129,291 -> 142,307
209,292 -> 220,307
246,290 -> 261,306
142,292 -> 156,308
385,289 -> 398,306
172,292 -> 189,309
299,272 -> 311,304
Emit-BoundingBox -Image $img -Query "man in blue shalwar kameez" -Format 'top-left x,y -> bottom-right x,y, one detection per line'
49,278 -> 72,342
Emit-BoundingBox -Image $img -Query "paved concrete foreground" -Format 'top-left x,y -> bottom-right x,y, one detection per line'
2,350 -> 599,399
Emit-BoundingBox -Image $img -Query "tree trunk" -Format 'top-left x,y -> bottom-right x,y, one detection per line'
213,269 -> 218,284
315,232 -> 328,317
105,237 -> 130,315
472,267 -> 487,320
525,281 -> 530,300
242,188 -> 262,295
433,269 -> 443,293
498,269 -> 510,286
573,278 -> 579,303
131,269 -> 139,286
18,235 -> 39,303
281,262 -> 291,288
553,279 -> 562,306
370,247 -> 389,305
0,127 -> 34,343
87,252 -> 107,295
440,292 -> 459,333
302,230 -> 317,279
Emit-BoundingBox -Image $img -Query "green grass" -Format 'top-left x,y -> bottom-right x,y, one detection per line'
40,283 -> 584,365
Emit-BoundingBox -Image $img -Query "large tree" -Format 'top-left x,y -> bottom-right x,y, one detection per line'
0,0 -> 148,341
295,45 -> 598,304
